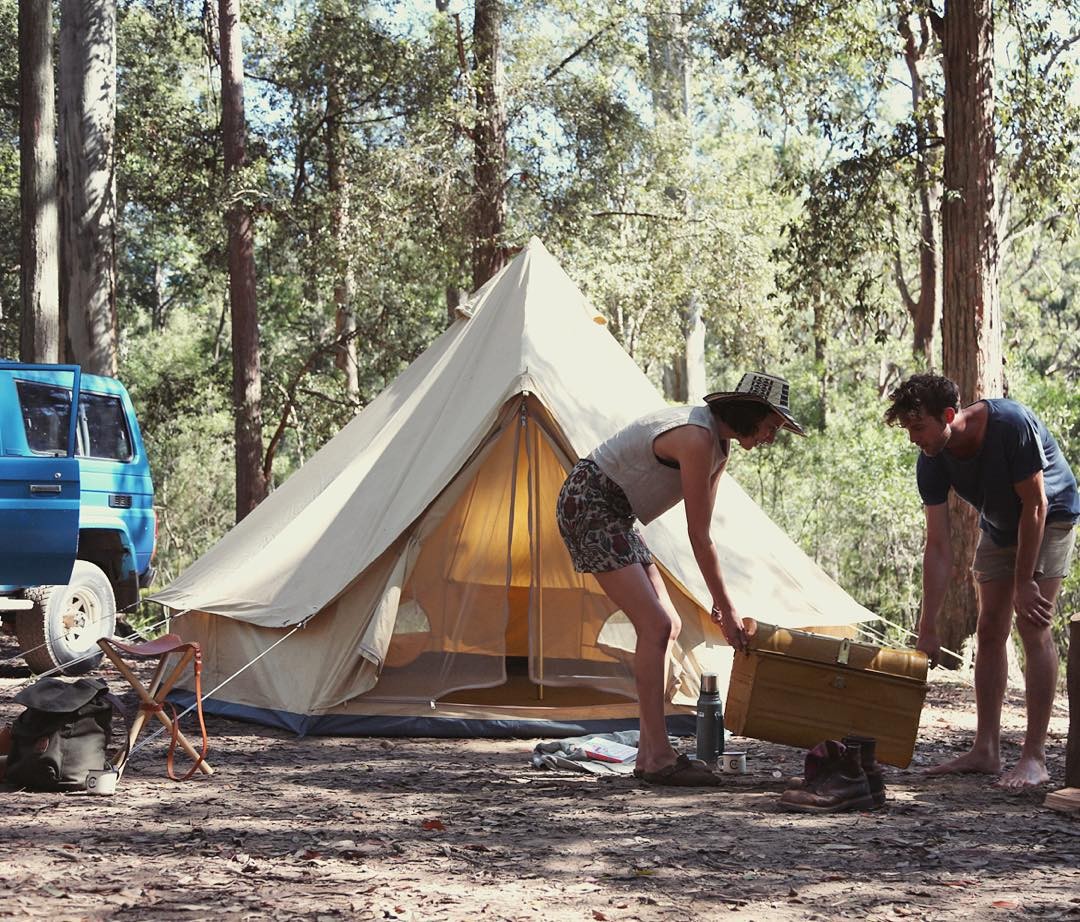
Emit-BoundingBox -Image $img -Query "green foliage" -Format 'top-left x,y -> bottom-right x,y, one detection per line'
5,0 -> 1079,670
515,0 -> 790,379
998,0 -> 1080,234
729,386 -> 926,639
121,309 -> 235,588
1001,224 -> 1080,389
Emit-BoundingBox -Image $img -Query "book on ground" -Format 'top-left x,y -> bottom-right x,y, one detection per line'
581,737 -> 638,763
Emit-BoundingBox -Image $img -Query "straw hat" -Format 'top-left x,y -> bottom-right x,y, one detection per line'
704,372 -> 806,436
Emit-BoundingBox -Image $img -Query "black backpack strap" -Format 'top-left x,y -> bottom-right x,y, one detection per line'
104,691 -> 134,772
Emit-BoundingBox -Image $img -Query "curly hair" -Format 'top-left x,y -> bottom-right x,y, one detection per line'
708,400 -> 772,437
884,374 -> 960,426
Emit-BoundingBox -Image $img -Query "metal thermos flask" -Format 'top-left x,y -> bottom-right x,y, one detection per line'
695,672 -> 724,767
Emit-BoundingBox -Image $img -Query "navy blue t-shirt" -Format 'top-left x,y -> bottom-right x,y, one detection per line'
917,399 -> 1080,547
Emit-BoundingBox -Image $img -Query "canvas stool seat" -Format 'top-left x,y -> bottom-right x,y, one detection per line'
97,633 -> 212,780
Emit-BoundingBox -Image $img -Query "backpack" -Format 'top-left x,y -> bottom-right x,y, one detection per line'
5,677 -> 113,791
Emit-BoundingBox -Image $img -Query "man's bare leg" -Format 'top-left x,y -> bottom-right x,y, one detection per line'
926,577 -> 1012,775
996,575 -> 1062,791
593,563 -> 681,775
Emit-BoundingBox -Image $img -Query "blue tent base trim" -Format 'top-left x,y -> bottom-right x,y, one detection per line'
168,691 -> 696,739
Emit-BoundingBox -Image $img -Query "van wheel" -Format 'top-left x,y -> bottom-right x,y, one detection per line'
16,561 -> 116,676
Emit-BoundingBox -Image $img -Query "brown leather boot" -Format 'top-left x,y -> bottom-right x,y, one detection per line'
784,738 -> 839,791
842,735 -> 886,807
779,740 -> 874,814
785,736 -> 886,808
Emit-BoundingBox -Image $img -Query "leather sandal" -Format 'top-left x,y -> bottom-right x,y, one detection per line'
641,753 -> 722,787
633,754 -> 709,780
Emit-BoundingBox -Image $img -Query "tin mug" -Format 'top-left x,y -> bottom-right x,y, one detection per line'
86,768 -> 118,795
720,750 -> 747,774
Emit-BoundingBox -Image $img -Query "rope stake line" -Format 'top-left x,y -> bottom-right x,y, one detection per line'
0,595 -> 161,667
864,612 -> 967,665
127,624 -> 303,759
855,615 -> 975,690
2,604 -> 193,689
1,608 -> 183,672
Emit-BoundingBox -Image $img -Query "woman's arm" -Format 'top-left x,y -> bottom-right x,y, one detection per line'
653,425 -> 747,651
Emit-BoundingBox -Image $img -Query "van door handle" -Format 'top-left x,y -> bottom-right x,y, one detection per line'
30,484 -> 63,494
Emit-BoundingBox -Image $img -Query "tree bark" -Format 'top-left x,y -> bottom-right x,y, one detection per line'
899,9 -> 941,365
326,75 -> 359,406
813,294 -> 828,431
446,286 -> 468,325
18,0 -> 61,364
471,0 -> 507,290
648,0 -> 702,402
219,0 -> 267,520
938,0 -> 1003,663
58,0 -> 118,377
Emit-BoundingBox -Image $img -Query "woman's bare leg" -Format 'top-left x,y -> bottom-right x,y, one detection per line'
593,563 -> 681,774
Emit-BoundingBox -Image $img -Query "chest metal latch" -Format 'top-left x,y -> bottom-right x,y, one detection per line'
836,638 -> 851,666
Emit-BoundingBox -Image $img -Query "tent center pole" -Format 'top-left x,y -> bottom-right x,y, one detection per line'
531,410 -> 544,701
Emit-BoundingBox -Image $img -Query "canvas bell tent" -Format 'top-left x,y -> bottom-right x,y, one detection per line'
152,238 -> 874,736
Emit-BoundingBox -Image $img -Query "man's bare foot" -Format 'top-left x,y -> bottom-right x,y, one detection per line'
994,756 -> 1049,792
925,750 -> 1000,776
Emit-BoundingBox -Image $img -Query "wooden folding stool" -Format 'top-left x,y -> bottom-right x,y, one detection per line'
97,633 -> 213,780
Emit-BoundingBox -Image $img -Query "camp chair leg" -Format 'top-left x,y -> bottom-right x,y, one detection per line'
115,655 -> 171,771
97,635 -> 214,779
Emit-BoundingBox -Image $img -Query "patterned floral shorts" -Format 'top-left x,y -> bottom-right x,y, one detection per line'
556,459 -> 653,574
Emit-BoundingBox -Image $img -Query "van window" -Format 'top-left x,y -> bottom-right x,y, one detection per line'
16,381 -> 72,455
79,392 -> 133,461
16,381 -> 134,461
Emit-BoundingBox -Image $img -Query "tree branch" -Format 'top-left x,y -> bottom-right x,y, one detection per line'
1042,30 -> 1080,80
591,209 -> 684,222
452,12 -> 469,75
262,328 -> 362,482
544,21 -> 616,82
928,8 -> 944,41
892,247 -> 917,316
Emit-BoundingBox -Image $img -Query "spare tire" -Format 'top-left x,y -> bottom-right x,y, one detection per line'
16,560 -> 116,675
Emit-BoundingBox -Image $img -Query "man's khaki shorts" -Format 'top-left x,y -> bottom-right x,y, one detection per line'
972,520 -> 1077,583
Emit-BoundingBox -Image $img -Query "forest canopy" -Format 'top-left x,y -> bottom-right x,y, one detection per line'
3,0 -> 1079,654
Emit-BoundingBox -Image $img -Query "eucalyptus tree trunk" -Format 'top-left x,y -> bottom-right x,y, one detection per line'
326,77 -> 359,406
937,0 -> 1003,665
219,0 -> 267,520
647,0 -> 703,403
18,0 -> 61,364
898,9 -> 941,366
471,0 -> 507,290
58,0 -> 118,377
812,295 -> 828,431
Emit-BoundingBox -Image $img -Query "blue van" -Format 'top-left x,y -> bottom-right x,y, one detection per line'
0,362 -> 155,674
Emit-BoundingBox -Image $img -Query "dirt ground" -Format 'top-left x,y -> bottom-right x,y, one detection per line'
1,634 -> 1078,922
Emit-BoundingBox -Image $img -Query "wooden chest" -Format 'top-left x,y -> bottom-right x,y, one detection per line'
724,621 -> 929,767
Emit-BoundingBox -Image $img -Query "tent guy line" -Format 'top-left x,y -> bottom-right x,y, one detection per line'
126,621 -> 305,760
0,593 -> 159,674
0,603 -> 183,685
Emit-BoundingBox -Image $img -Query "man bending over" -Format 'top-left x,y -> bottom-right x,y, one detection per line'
885,373 -> 1078,791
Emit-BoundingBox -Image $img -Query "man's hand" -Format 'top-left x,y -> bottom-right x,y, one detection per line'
916,626 -> 942,669
1014,579 -> 1054,627
711,602 -> 748,653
